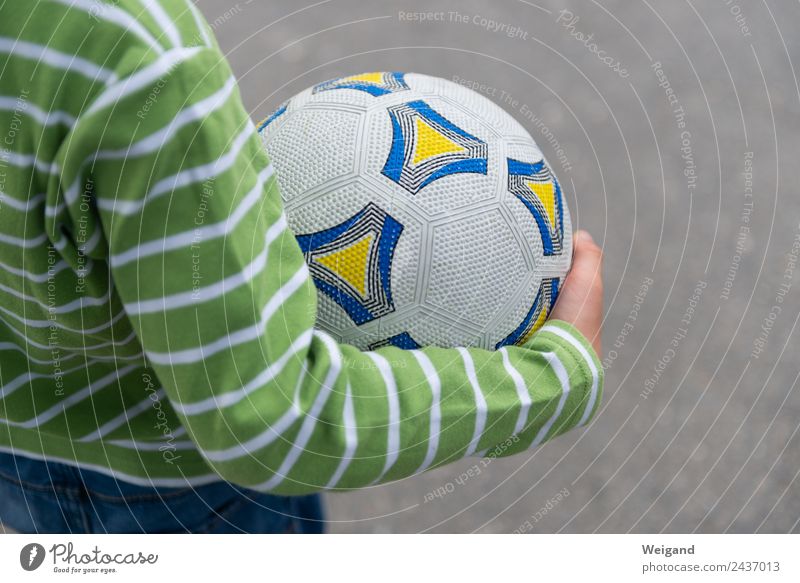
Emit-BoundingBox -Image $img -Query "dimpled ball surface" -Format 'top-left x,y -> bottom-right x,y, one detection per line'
258,72 -> 572,350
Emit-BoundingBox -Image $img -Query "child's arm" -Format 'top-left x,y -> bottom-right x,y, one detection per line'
58,44 -> 602,495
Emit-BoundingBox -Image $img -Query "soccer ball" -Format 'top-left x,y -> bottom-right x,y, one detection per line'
258,72 -> 572,350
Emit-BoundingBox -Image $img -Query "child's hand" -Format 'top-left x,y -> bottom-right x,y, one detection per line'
550,230 -> 604,355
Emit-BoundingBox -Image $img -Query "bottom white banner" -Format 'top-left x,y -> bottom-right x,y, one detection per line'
0,534 -> 796,581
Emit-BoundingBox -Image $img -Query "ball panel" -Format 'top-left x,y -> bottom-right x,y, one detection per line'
264,106 -> 363,204
425,209 -> 528,330
373,307 -> 485,350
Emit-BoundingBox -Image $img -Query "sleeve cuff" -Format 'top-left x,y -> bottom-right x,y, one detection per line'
529,319 -> 604,427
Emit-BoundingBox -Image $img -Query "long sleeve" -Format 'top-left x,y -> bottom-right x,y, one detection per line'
54,31 -> 602,495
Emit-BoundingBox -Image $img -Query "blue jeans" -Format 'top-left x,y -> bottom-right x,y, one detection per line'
0,452 -> 324,533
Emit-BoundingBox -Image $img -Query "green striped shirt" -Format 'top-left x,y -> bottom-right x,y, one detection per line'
0,0 -> 603,494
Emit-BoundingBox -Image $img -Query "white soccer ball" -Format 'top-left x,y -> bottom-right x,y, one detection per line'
258,72 -> 572,350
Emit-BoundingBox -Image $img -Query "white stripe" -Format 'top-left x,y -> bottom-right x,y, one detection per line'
325,382 -> 358,489
107,438 -> 196,451
368,352 -> 401,484
0,446 -> 219,488
107,425 -> 188,450
127,213 -> 287,315
82,351 -> 145,362
50,0 -> 165,54
45,202 -> 66,218
200,364 -> 309,462
185,0 -> 212,47
0,303 -> 126,335
0,37 -> 116,84
539,324 -> 600,427
0,341 -> 79,365
0,191 -> 45,211
0,256 -> 77,284
457,347 -> 487,456
2,150 -> 59,174
80,226 -> 103,256
79,388 -> 167,441
85,46 -> 201,117
94,75 -> 236,161
0,323 -> 138,354
139,0 -> 181,47
0,365 -> 139,429
0,97 -> 75,127
0,360 -> 100,399
0,279 -> 111,313
0,230 -> 47,248
171,329 -> 313,416
110,165 -> 273,268
97,122 -> 255,216
145,261 -> 309,365
530,352 -> 572,447
0,342 -> 141,365
411,350 -> 440,473
52,235 -> 68,251
500,347 -> 532,435
253,332 -> 342,491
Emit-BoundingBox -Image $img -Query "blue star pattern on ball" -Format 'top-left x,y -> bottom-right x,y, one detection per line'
313,72 -> 410,96
495,277 -> 560,348
295,203 -> 404,325
368,332 -> 422,351
382,100 -> 488,195
507,158 -> 565,256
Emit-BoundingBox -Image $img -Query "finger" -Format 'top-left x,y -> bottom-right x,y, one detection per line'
571,230 -> 603,279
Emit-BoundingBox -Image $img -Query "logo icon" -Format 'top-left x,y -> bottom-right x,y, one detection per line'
20,543 -> 46,571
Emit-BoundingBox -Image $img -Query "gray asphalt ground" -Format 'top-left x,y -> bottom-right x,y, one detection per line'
198,0 -> 800,533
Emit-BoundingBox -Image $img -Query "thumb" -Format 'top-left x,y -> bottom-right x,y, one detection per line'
571,230 -> 603,284
550,230 -> 603,354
